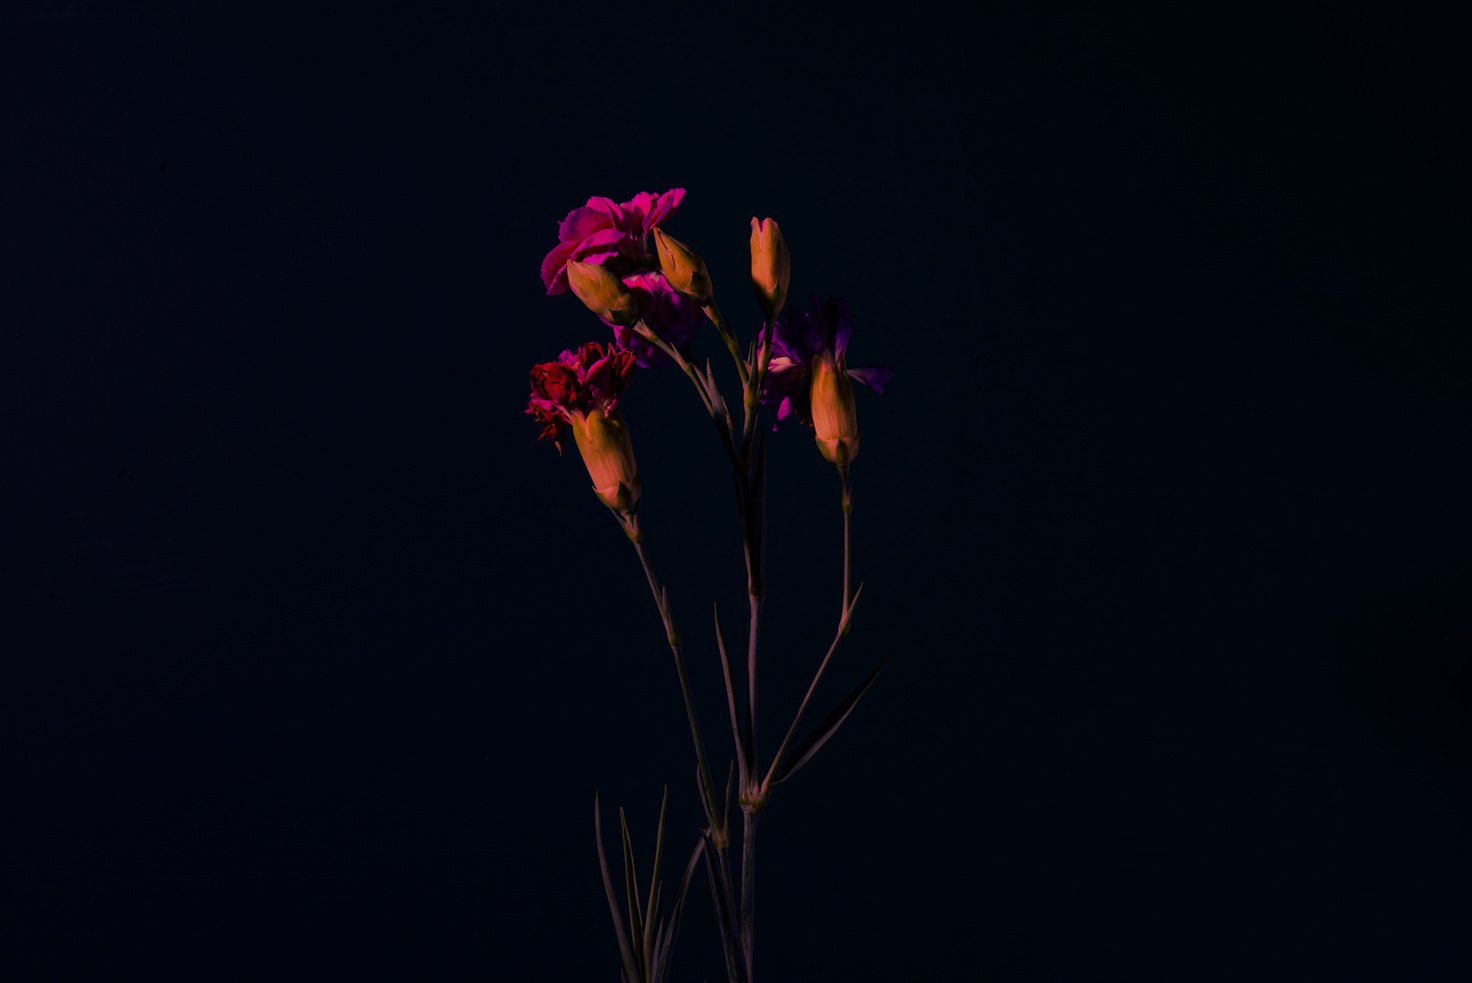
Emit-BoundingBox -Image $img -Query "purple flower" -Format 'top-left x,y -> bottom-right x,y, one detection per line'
540,189 -> 703,364
610,270 -> 705,363
761,297 -> 891,465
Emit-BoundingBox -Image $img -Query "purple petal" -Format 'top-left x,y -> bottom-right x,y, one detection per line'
623,270 -> 703,349
828,298 -> 853,358
760,356 -> 806,404
847,365 -> 892,394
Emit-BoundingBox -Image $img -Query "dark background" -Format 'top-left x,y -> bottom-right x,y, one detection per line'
5,3 -> 1470,979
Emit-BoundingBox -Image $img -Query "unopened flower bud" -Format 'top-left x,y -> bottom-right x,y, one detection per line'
652,228 -> 712,305
570,408 -> 641,513
566,260 -> 644,326
810,356 -> 860,466
749,217 -> 790,320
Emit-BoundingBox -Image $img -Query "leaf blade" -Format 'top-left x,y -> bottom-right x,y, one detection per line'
595,794 -> 640,983
774,659 -> 887,786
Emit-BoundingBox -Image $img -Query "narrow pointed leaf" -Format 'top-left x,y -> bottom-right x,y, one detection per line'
618,807 -> 645,976
701,834 -> 747,983
642,787 -> 669,968
656,836 -> 707,981
713,605 -> 750,776
595,795 -> 640,983
723,761 -> 734,831
840,582 -> 865,632
774,659 -> 887,786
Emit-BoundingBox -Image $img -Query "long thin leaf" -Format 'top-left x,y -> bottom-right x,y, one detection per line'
701,833 -> 747,983
655,836 -> 707,981
618,807 -> 645,978
713,605 -> 750,778
595,794 -> 640,983
643,786 -> 669,961
774,659 -> 887,786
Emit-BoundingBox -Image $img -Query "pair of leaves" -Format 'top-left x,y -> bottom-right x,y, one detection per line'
772,658 -> 886,787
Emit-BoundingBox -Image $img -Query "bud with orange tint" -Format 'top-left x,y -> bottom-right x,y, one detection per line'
526,342 -> 644,514
569,407 -> 641,513
652,228 -> 712,305
566,259 -> 645,326
809,356 -> 860,466
759,297 -> 891,467
749,217 -> 791,320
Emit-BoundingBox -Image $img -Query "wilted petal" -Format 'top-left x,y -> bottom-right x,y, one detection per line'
847,366 -> 892,394
826,297 -> 853,359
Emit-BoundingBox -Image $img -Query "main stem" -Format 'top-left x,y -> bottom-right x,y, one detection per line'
741,592 -> 762,982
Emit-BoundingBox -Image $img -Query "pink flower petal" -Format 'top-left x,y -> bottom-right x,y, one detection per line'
558,199 -> 618,243
644,188 -> 685,229
540,239 -> 580,294
621,192 -> 654,233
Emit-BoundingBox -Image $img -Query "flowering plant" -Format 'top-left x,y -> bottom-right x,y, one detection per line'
527,189 -> 890,982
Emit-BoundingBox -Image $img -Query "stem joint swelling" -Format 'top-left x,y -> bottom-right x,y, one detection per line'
737,786 -> 768,813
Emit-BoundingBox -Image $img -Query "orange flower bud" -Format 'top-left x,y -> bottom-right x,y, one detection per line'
749,217 -> 790,320
810,356 -> 860,466
652,228 -> 712,304
566,260 -> 643,326
570,408 -> 641,513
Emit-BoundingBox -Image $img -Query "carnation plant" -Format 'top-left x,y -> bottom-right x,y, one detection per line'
527,189 -> 891,982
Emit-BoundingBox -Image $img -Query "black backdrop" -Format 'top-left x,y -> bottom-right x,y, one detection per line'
6,4 -> 1470,980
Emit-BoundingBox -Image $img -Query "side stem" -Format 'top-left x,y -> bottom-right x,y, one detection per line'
623,515 -> 722,839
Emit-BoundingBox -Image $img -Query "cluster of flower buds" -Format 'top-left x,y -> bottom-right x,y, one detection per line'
529,188 -> 891,511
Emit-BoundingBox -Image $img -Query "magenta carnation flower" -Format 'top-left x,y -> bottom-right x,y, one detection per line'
540,189 -> 704,363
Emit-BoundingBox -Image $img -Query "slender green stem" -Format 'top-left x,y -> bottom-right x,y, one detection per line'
636,322 -> 742,471
740,324 -> 773,460
761,467 -> 860,793
624,515 -> 722,834
704,300 -> 749,389
740,594 -> 763,981
840,464 -> 852,619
